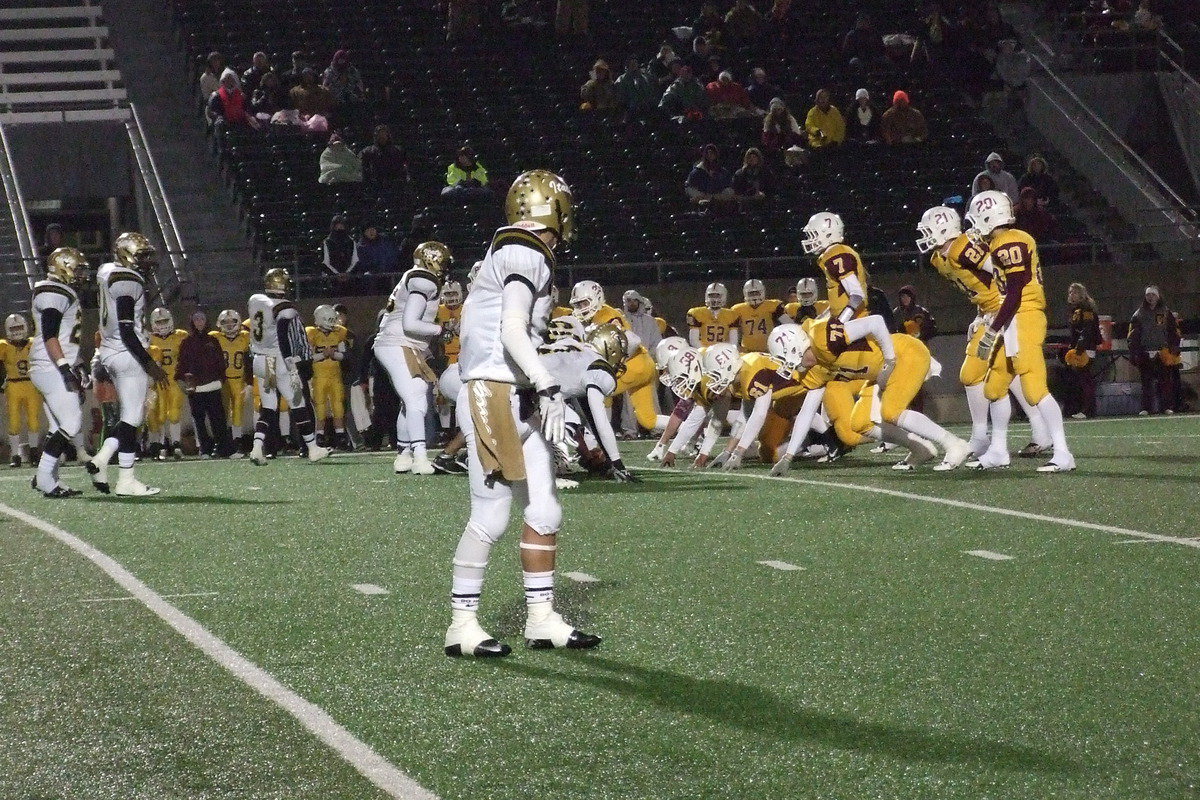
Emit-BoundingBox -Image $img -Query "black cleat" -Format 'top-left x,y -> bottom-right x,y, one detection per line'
9,454 -> 21,468
1017,442 -> 1051,458
32,477 -> 82,498
444,639 -> 512,658
526,629 -> 603,650
432,452 -> 466,474
84,459 -> 110,494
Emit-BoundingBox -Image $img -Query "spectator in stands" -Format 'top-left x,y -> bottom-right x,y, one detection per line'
745,67 -> 781,111
290,68 -> 333,118
842,12 -> 885,69
555,0 -> 589,38
700,55 -> 723,86
280,51 -> 309,94
208,69 -> 261,132
805,89 -> 845,149
991,39 -> 1031,95
915,2 -> 954,60
318,133 -> 363,185
241,52 -> 272,96
688,36 -> 716,75
359,125 -> 411,188
879,90 -> 928,145
199,52 -> 225,101
1062,282 -> 1100,419
893,286 -> 936,340
323,50 -> 366,112
705,71 -> 760,119
761,97 -> 802,152
1014,186 -> 1056,240
251,71 -> 286,119
1018,155 -> 1060,206
845,88 -> 881,144
323,215 -> 359,276
178,311 -> 234,458
971,152 -> 1018,201
724,0 -> 763,46
41,223 -> 66,260
1133,0 -> 1163,34
975,174 -> 996,193
649,44 -> 679,87
355,223 -> 399,275
692,3 -> 726,47
685,143 -> 734,207
660,64 -> 710,119
1129,285 -> 1181,414
441,145 -> 492,202
615,57 -> 658,119
732,147 -> 773,207
580,60 -> 618,114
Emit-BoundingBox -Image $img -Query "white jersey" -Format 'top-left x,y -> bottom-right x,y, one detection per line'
29,279 -> 82,368
459,226 -> 554,386
539,343 -> 616,400
248,293 -> 301,356
375,268 -> 441,351
96,262 -> 147,355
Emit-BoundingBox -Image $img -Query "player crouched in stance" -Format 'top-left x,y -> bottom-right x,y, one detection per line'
247,268 -> 330,466
86,233 -> 170,496
29,247 -> 90,497
446,169 -> 601,658
374,241 -> 453,475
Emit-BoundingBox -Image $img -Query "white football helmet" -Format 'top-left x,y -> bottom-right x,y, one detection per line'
467,260 -> 483,287
965,190 -> 1015,237
701,343 -> 741,394
768,323 -> 813,373
441,281 -> 463,308
796,277 -> 819,305
916,206 -> 963,253
705,282 -> 728,310
314,304 -> 338,332
570,280 -> 605,322
654,335 -> 687,369
5,313 -> 28,341
547,315 -> 584,342
801,212 -> 845,255
622,289 -> 643,313
743,279 -> 766,307
665,348 -> 703,399
150,307 -> 174,337
217,309 -> 241,336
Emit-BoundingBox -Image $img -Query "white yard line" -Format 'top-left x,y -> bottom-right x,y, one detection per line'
351,583 -> 390,596
964,550 -> 1014,561
659,469 -> 1200,550
757,560 -> 806,571
0,503 -> 437,800
80,590 -> 219,604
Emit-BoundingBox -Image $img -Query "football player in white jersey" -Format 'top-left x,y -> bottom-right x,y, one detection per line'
446,169 -> 601,658
28,247 -> 88,497
373,241 -> 452,475
85,233 -> 169,496
247,268 -> 330,465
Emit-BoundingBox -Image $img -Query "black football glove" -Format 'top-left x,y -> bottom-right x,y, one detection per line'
610,460 -> 641,483
58,363 -> 82,393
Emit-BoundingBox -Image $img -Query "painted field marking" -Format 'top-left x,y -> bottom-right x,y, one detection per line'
658,468 -> 1200,551
80,590 -> 218,604
757,560 -> 805,571
964,550 -> 1014,561
0,503 -> 437,800
351,583 -> 390,596
564,571 -> 600,584
246,486 -> 262,491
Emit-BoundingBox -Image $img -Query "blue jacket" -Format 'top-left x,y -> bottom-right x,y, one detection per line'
686,163 -> 732,194
355,235 -> 399,274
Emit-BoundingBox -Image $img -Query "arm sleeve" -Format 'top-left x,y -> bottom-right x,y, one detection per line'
277,308 -> 306,360
402,292 -> 442,339
990,268 -> 1029,331
39,308 -> 64,347
669,403 -> 709,455
783,386 -> 826,456
698,396 -> 728,456
499,278 -> 555,391
837,273 -> 865,322
585,382 -> 622,463
728,326 -> 739,347
114,295 -> 154,367
844,315 -> 895,360
736,391 -> 773,450
1128,317 -> 1142,353
688,327 -> 701,348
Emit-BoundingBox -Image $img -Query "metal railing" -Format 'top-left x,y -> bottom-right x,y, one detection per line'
125,101 -> 197,305
0,122 -> 40,289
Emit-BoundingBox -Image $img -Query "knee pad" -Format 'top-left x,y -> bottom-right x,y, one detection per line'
523,495 -> 562,537
465,499 -> 511,545
115,421 -> 139,451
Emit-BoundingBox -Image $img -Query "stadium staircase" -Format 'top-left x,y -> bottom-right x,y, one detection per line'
0,123 -> 38,319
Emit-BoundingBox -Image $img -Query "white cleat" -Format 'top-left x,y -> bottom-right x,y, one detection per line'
967,449 -> 1011,470
444,616 -> 511,658
555,477 -> 580,490
1037,454 -> 1076,473
933,437 -> 972,471
646,442 -> 666,463
870,442 -> 897,454
410,453 -> 435,475
85,457 -> 110,493
524,608 -> 602,650
307,444 -> 331,463
393,451 -> 413,473
893,436 -> 938,470
967,436 -> 991,458
114,471 -> 161,497
249,442 -> 268,466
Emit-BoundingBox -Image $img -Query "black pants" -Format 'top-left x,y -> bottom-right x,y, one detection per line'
1137,358 -> 1176,414
188,390 -> 233,456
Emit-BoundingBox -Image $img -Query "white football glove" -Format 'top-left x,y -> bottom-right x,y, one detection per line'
877,357 -> 897,390
721,450 -> 744,471
708,450 -> 731,469
770,453 -> 793,477
538,387 -> 566,445
263,356 -> 277,392
975,328 -> 999,361
284,356 -> 304,407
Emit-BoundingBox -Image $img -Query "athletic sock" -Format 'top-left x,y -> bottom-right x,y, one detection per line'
1011,381 -> 1050,447
8,434 -> 19,454
118,452 -> 135,469
1036,394 -> 1071,455
451,531 -> 492,611
94,436 -> 119,465
989,395 -> 1012,454
896,410 -> 957,449
169,423 -> 182,445
965,383 -> 990,444
522,570 -> 555,606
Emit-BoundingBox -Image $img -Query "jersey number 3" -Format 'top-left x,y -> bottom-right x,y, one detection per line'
252,310 -> 265,342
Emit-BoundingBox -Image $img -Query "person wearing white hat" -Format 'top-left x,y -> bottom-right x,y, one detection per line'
971,152 -> 1018,202
845,88 -> 880,143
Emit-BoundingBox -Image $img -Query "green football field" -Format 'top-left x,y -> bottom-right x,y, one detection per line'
2,415 -> 1198,800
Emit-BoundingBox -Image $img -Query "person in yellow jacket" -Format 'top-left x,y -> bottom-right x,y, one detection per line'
805,89 -> 845,149
1,314 -> 42,467
148,307 -> 188,459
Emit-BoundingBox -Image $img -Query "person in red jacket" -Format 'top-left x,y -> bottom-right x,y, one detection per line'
178,310 -> 237,457
207,69 -> 260,132
705,71 -> 760,119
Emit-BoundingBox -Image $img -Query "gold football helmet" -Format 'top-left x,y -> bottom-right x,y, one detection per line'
263,267 -> 294,297
47,246 -> 88,286
585,322 -> 628,373
505,169 -> 575,245
413,241 -> 453,280
113,232 -> 158,273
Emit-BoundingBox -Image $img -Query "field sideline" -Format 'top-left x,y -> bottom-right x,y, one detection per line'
2,415 -> 1198,799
